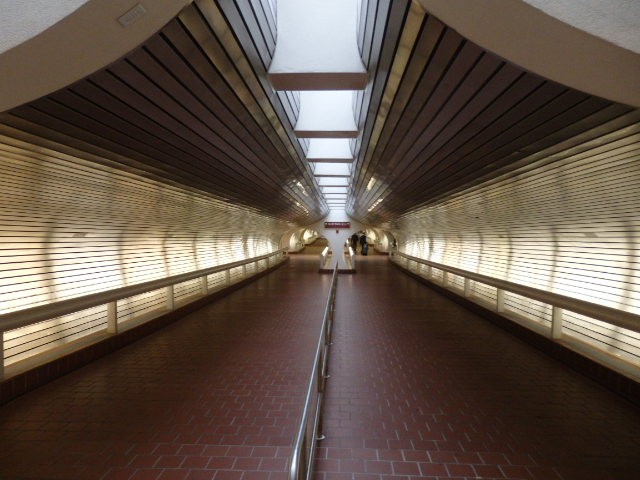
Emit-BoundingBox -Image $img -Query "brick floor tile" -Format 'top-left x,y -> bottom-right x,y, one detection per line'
267,472 -> 287,480
203,446 -> 230,457
182,456 -> 209,469
157,456 -> 186,468
241,472 -> 270,480
207,457 -> 235,469
446,463 -> 475,477
339,458 -> 364,472
364,460 -> 392,475
252,447 -> 278,458
314,458 -> 340,472
179,445 -> 205,456
215,471 -> 243,480
473,463 -> 505,478
353,474 -> 380,480
233,457 -> 261,470
2,257 -> 640,480
186,471 -> 215,480
500,465 -> 533,479
159,470 -> 190,480
391,462 -> 420,475
525,466 -> 563,480
258,457 -> 287,471
130,469 -> 163,480
327,448 -> 353,459
228,446 -> 253,457
428,451 -> 457,463
324,473 -> 352,480
129,455 -> 161,468
101,467 -> 138,480
377,449 -> 404,461
481,452 -> 509,465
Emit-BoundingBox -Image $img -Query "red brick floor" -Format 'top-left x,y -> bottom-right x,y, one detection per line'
0,256 -> 330,480
314,257 -> 640,480
2,256 -> 640,480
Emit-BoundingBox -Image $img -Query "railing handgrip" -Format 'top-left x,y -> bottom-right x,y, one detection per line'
289,265 -> 338,480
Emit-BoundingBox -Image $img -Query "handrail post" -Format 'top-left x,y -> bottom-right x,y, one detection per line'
107,301 -> 118,334
464,278 -> 471,297
166,285 -> 175,311
242,264 -> 247,278
496,288 -> 505,313
0,332 -> 5,381
551,306 -> 563,339
317,346 -> 326,394
201,276 -> 208,296
226,269 -> 231,286
442,271 -> 449,287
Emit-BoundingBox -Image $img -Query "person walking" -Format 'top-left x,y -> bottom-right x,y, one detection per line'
350,232 -> 359,253
359,232 -> 368,255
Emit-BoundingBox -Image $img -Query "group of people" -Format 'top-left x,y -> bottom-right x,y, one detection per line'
349,231 -> 368,255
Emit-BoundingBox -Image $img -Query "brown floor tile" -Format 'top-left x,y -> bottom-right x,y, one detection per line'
1,256 -> 639,480
0,257 -> 328,480
314,257 -> 640,480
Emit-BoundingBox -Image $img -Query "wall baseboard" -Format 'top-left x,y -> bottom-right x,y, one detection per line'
1,258 -> 289,406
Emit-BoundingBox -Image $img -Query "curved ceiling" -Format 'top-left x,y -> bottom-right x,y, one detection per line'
0,1 -> 327,224
348,8 -> 639,224
1,0 -> 638,231
417,0 -> 640,108
0,0 -> 190,112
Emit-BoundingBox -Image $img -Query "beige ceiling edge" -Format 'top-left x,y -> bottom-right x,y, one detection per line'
0,0 -> 191,112
417,0 -> 640,108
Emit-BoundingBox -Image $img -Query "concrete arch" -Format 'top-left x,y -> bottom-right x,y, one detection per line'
417,0 -> 640,107
0,0 -> 190,111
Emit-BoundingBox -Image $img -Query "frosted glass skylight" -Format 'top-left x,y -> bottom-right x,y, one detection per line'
318,177 -> 350,186
267,0 -> 367,90
322,186 -> 349,194
307,139 -> 353,162
313,163 -> 351,176
295,91 -> 358,138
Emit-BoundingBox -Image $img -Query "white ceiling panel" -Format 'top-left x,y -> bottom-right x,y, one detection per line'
313,163 -> 351,176
307,139 -> 353,162
322,186 -> 349,194
318,177 -> 349,186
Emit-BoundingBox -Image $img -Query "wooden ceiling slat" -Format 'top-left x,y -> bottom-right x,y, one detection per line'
353,0 -> 408,174
354,14 -> 444,194
127,44 -> 282,184
148,26 -> 284,168
3,1 -> 636,225
367,28 -> 466,176
350,9 -> 636,221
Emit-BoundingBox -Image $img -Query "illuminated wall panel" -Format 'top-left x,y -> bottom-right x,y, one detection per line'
0,138 -> 292,365
393,130 -> 640,362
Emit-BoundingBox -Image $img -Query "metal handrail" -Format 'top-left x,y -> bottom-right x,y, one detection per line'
0,250 -> 285,333
289,264 -> 338,480
391,251 -> 640,334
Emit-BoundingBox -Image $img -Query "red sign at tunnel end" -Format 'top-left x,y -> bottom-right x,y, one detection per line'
324,222 -> 350,229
